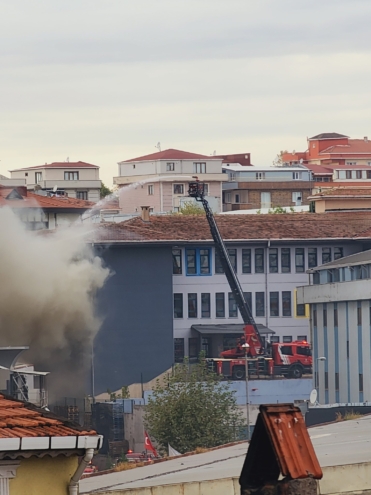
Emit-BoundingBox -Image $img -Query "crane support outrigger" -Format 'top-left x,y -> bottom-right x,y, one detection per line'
188,178 -> 312,379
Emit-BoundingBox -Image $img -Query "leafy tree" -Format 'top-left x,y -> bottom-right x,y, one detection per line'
100,182 -> 112,198
144,359 -> 244,454
177,201 -> 204,215
272,150 -> 288,167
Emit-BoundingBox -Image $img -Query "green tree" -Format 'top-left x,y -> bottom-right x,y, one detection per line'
144,359 -> 244,454
100,182 -> 112,198
272,150 -> 288,167
177,201 -> 204,215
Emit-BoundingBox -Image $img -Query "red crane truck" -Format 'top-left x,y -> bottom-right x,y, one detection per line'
188,180 -> 312,379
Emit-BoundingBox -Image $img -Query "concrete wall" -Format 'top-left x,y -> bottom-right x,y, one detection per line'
118,159 -> 224,178
124,405 -> 146,452
93,245 -> 174,395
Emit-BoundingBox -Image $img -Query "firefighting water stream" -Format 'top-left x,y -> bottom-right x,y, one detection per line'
0,207 -> 110,399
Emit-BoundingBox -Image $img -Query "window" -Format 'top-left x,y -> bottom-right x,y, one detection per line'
283,336 -> 293,343
172,248 -> 182,274
345,170 -> 352,179
261,192 -> 271,208
256,292 -> 265,317
201,293 -> 211,318
292,192 -> 302,203
346,161 -> 357,165
202,183 -> 209,196
186,248 -> 211,275
270,336 -> 280,343
193,162 -> 206,174
269,248 -> 278,273
313,272 -> 320,284
64,171 -> 79,180
25,172 -> 28,176
297,336 -> 308,342
173,294 -> 183,318
225,192 -> 231,203
173,184 -> 184,194
295,248 -> 305,273
215,249 -> 236,273
189,338 -> 199,358
281,248 -> 291,273
188,293 -> 197,318
334,306 -> 338,326
256,172 -> 265,180
308,248 -> 318,268
333,247 -> 343,260
166,162 -> 175,171
323,305 -> 327,326
313,307 -> 317,326
322,248 -> 332,264
148,184 -> 154,195
270,292 -> 279,316
234,194 -> 240,203
356,170 -> 362,179
215,293 -> 225,317
228,293 -> 238,317
296,303 -> 306,317
76,191 -> 88,200
243,292 -> 252,311
357,303 -> 362,326
367,171 -> 371,179
292,172 -> 301,180
174,338 -> 184,362
282,291 -> 292,316
242,249 -> 251,273
35,172 -> 42,183
255,248 -> 265,273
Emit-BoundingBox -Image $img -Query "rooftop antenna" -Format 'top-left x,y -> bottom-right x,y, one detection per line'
155,142 -> 161,152
66,157 -> 69,162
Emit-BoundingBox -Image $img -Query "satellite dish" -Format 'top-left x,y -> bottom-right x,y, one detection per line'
309,389 -> 317,405
53,185 -> 58,192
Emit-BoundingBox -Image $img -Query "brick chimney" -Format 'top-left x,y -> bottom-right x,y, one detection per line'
140,206 -> 151,222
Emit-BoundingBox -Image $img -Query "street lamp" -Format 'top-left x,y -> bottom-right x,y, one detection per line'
316,357 -> 326,402
242,343 -> 250,441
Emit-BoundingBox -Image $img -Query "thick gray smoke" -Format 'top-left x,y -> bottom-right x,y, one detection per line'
0,207 -> 110,399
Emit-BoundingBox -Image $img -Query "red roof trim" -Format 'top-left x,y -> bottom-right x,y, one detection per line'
120,149 -> 218,163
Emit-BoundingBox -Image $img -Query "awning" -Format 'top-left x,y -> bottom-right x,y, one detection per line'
191,324 -> 275,335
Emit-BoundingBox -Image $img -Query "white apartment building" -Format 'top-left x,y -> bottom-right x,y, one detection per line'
114,149 -> 227,213
10,161 -> 101,203
298,249 -> 371,405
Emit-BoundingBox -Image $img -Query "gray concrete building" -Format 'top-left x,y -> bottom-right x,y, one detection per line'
298,247 -> 371,404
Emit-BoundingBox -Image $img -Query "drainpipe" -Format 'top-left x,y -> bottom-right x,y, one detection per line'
69,448 -> 94,495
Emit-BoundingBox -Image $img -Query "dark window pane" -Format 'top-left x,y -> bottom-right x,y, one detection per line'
334,307 -> 338,327
200,249 -> 210,274
334,247 -> 343,260
282,291 -> 291,316
270,336 -> 280,343
281,248 -> 291,273
283,336 -> 292,343
313,272 -> 320,284
188,338 -> 199,358
228,292 -> 238,317
297,345 -> 311,355
174,338 -> 184,363
215,293 -> 225,317
172,249 -> 182,274
186,249 -> 196,274
322,248 -> 331,264
269,248 -> 278,273
323,306 -> 327,326
270,292 -> 279,316
255,248 -> 265,273
173,293 -> 183,318
308,247 -> 318,268
313,308 -> 317,326
228,249 -> 237,272
243,292 -> 252,312
215,252 -> 223,274
188,293 -> 197,318
242,249 -> 251,273
295,248 -> 305,273
256,292 -> 265,317
357,305 -> 362,326
201,293 -> 210,318
297,303 -> 306,317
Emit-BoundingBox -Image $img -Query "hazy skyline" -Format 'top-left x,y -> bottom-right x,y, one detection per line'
1,0 -> 371,185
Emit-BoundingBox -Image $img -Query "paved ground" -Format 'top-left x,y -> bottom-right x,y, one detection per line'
81,415 -> 371,493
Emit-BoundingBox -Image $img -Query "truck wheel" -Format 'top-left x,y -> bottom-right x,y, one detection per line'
233,367 -> 245,380
289,365 -> 303,379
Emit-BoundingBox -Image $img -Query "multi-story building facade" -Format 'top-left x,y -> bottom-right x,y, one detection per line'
222,165 -> 312,211
298,248 -> 371,405
10,161 -> 101,203
114,149 -> 228,213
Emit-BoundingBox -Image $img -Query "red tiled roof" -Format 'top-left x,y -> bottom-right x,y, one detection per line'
311,188 -> 371,198
92,212 -> 371,243
305,164 -> 333,174
120,149 -> 216,163
10,161 -> 99,172
320,140 -> 371,156
314,181 -> 371,188
0,186 -> 94,210
0,395 -> 96,439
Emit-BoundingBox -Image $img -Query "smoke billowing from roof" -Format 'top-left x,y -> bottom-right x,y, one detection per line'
0,207 -> 110,399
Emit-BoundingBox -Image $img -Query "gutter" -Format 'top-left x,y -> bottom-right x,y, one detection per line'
69,448 -> 94,495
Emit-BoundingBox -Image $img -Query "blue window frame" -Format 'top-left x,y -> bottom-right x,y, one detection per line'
186,248 -> 211,276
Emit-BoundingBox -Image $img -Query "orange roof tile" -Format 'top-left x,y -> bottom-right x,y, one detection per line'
120,148 -> 216,163
0,395 -> 96,439
0,186 -> 94,210
320,139 -> 371,156
311,188 -> 371,198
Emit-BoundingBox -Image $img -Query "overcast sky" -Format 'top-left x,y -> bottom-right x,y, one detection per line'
1,0 -> 371,185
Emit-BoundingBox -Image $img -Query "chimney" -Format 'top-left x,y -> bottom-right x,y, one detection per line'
364,136 -> 368,142
140,206 -> 151,222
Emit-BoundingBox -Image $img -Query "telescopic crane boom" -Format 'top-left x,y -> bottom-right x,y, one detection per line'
188,179 -> 264,357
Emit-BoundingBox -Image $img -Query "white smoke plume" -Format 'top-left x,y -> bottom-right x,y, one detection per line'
0,207 -> 110,399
